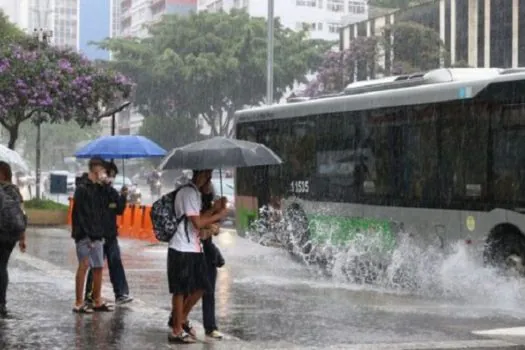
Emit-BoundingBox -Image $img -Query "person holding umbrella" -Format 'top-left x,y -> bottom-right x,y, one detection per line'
167,169 -> 229,344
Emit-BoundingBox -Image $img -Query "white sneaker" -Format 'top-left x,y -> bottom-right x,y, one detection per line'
206,330 -> 223,339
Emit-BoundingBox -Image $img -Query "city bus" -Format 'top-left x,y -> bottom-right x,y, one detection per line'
234,68 -> 525,275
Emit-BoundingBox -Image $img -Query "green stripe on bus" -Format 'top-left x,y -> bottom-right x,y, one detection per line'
307,215 -> 396,249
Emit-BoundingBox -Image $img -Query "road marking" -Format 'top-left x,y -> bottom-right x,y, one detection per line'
267,340 -> 518,349
11,251 -> 240,341
473,327 -> 525,336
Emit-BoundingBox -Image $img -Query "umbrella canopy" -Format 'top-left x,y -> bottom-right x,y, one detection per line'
75,135 -> 166,159
160,136 -> 283,170
0,145 -> 29,172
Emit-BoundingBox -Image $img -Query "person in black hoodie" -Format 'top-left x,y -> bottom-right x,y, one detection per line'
84,161 -> 133,305
72,157 -> 114,313
200,179 -> 225,339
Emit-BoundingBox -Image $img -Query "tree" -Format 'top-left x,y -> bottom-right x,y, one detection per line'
0,10 -> 24,45
305,37 -> 380,97
98,10 -> 329,137
386,21 -> 447,74
306,20 -> 449,96
139,113 -> 203,152
368,0 -> 422,9
18,121 -> 101,168
0,42 -> 133,149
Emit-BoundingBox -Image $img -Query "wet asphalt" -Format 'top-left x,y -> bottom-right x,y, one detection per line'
2,227 -> 525,349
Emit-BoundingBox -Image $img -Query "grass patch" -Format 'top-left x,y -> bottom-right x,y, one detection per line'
24,199 -> 69,211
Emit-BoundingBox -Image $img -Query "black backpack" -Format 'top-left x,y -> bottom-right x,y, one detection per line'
150,184 -> 195,243
0,183 -> 26,243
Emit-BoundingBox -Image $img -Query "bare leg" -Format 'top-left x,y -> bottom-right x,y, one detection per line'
91,267 -> 104,307
183,289 -> 204,321
172,294 -> 185,335
75,258 -> 90,307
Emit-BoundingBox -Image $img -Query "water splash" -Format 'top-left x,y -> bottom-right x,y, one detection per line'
246,206 -> 525,308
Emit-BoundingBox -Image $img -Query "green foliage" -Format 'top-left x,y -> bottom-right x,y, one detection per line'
308,20 -> 449,94
19,121 -> 101,169
25,198 -> 69,211
387,21 -> 446,74
0,10 -> 24,44
368,0 -> 425,9
139,113 -> 203,152
98,10 -> 329,138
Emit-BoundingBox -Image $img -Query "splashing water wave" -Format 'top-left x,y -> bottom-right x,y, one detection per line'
245,206 -> 525,308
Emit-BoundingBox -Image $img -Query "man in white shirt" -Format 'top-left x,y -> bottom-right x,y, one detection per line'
168,169 -> 229,344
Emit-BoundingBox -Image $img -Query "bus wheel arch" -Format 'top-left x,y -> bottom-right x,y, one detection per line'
483,223 -> 525,275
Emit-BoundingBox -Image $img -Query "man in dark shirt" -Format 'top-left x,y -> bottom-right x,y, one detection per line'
84,161 -> 133,305
72,158 -> 114,313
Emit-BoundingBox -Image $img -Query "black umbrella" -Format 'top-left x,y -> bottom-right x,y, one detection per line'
160,136 -> 283,194
160,136 -> 282,170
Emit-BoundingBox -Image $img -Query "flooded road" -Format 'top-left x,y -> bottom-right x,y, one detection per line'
3,227 -> 525,349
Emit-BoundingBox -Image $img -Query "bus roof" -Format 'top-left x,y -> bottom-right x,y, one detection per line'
235,68 -> 525,123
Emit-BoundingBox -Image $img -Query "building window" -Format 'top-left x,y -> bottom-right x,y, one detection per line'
348,1 -> 365,14
328,23 -> 341,33
297,0 -> 317,6
327,0 -> 344,12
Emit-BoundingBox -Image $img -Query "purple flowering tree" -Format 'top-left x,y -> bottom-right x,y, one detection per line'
305,37 -> 380,97
0,43 -> 133,149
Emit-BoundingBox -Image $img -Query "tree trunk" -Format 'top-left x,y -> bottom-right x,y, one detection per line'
7,124 -> 18,150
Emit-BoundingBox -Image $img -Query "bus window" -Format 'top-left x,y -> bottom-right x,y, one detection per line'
315,113 -> 360,202
440,101 -> 489,204
281,117 -> 316,197
493,104 -> 525,204
362,108 -> 407,203
404,105 -> 439,206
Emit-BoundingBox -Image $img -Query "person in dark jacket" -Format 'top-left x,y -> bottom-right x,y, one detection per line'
84,161 -> 133,305
0,161 -> 26,318
200,180 -> 225,339
72,157 -> 114,313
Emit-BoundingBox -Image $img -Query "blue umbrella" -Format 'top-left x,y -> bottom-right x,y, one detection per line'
75,135 -> 166,159
75,135 -> 166,178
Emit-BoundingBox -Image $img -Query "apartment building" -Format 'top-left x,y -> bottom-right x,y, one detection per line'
342,0 -> 525,70
0,0 -> 80,50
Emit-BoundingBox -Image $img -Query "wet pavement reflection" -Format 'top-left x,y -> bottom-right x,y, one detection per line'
2,228 -> 525,349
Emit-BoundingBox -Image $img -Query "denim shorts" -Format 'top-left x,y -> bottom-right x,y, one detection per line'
76,237 -> 104,268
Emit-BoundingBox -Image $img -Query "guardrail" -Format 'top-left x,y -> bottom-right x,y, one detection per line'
67,198 -> 157,243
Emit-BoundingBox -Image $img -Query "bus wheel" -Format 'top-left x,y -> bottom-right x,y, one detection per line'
483,224 -> 525,276
284,203 -> 311,255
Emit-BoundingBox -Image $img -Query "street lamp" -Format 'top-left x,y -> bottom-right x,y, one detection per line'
267,0 -> 274,105
97,101 -> 132,136
32,28 -> 52,200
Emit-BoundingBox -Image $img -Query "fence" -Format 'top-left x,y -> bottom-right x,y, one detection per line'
67,198 -> 157,243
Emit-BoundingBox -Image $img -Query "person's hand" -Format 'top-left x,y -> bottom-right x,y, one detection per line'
212,197 -> 226,211
218,206 -> 229,218
19,238 -> 26,253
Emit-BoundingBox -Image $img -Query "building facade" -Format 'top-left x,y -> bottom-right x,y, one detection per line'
119,0 -> 196,38
198,0 -> 368,41
79,0 -> 110,60
341,0 -> 524,70
0,0 -> 80,50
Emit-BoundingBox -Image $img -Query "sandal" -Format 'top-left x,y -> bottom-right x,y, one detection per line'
183,320 -> 197,337
93,302 -> 114,312
73,304 -> 93,314
168,331 -> 196,344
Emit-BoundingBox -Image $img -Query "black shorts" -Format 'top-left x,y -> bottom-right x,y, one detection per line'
167,248 -> 211,296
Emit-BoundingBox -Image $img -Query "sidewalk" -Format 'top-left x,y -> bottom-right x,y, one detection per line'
1,227 -> 250,350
